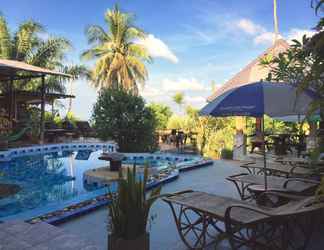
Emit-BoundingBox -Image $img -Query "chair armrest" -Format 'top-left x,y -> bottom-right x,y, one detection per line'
163,189 -> 194,198
226,173 -> 249,181
225,204 -> 273,226
257,191 -> 308,202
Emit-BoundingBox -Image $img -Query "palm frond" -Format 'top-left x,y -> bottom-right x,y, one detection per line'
0,15 -> 12,59
14,20 -> 44,61
85,25 -> 109,44
27,37 -> 71,68
84,4 -> 150,93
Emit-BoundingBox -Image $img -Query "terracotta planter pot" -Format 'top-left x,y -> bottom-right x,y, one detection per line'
108,233 -> 149,250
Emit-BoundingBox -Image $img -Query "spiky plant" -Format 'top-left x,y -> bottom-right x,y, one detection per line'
108,165 -> 161,240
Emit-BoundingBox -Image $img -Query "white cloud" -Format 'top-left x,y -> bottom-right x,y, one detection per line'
236,18 -> 265,35
185,96 -> 207,108
137,34 -> 179,63
140,86 -> 161,98
234,18 -> 275,45
254,32 -> 277,45
287,28 -> 316,42
233,18 -> 315,46
161,78 -> 209,92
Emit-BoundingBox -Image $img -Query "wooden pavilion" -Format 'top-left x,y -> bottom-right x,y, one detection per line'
0,59 -> 71,143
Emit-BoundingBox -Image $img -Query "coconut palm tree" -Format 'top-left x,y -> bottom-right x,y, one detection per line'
173,92 -> 184,113
0,15 -> 82,94
82,4 -> 151,94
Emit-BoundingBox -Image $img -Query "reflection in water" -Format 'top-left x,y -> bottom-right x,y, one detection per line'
69,153 -> 75,190
0,151 -> 102,218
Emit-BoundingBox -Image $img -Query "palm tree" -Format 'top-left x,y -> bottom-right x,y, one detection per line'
0,15 -> 81,94
82,4 -> 151,94
173,92 -> 184,113
62,65 -> 91,112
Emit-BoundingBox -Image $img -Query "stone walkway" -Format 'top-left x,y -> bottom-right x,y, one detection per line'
0,221 -> 99,249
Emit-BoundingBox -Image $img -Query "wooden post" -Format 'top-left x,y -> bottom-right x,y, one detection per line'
40,75 -> 46,144
8,75 -> 14,121
233,117 -> 247,160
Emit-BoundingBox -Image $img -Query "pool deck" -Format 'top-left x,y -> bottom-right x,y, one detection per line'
0,220 -> 98,249
56,160 -> 243,250
57,159 -> 324,250
2,159 -> 324,249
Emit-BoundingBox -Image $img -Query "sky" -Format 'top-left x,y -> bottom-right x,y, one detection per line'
0,0 -> 320,120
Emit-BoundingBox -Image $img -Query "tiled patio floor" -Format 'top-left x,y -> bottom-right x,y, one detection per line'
0,220 -> 98,249
58,160 -> 242,250
58,160 -> 324,250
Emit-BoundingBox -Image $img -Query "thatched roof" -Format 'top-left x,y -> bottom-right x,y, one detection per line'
207,39 -> 289,102
0,59 -> 71,81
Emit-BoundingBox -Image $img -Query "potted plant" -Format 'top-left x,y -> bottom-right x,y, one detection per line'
108,165 -> 162,250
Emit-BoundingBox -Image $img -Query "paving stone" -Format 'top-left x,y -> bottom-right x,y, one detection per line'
0,220 -> 33,235
32,234 -> 99,250
0,233 -> 33,250
0,221 -> 99,250
15,222 -> 65,246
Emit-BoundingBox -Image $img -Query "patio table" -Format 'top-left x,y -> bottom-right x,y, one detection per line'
227,173 -> 319,200
240,162 -> 313,177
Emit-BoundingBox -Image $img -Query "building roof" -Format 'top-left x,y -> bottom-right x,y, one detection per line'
207,39 -> 290,102
0,59 -> 71,81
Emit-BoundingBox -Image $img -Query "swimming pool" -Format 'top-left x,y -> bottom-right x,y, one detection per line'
0,150 -> 202,220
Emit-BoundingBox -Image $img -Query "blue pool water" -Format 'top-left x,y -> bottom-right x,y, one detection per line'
0,150 -> 183,220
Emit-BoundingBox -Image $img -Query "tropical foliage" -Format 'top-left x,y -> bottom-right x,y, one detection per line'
108,165 -> 161,240
172,92 -> 184,112
0,14 -> 82,94
166,105 -> 236,158
82,4 -> 151,94
92,88 -> 157,152
261,1 -> 324,148
147,103 -> 172,130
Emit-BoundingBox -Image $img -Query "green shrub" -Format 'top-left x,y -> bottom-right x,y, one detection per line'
147,103 -> 172,130
220,148 -> 233,160
92,88 -> 158,152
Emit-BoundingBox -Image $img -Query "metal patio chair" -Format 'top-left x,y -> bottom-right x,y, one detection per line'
163,190 -> 324,250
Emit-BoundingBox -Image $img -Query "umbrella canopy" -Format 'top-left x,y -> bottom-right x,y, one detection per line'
200,81 -> 317,118
200,81 -> 318,190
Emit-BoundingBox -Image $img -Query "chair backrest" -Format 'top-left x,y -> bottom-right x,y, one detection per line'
226,195 -> 324,226
62,120 -> 75,130
277,196 -> 324,216
45,122 -> 55,129
76,121 -> 91,130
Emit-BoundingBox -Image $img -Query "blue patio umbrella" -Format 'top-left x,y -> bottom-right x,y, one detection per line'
200,81 -> 318,189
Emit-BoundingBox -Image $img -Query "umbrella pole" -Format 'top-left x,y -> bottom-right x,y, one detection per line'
262,115 -> 268,190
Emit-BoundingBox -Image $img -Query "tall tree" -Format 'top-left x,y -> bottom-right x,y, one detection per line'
173,92 -> 184,113
0,14 -> 81,94
147,103 -> 172,129
82,4 -> 151,94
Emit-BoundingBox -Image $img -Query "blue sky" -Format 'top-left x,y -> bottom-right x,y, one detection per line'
1,0 -> 319,119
